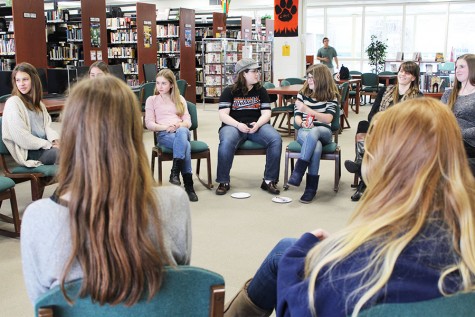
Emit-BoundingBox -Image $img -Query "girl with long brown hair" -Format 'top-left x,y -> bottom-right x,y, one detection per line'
21,75 -> 191,305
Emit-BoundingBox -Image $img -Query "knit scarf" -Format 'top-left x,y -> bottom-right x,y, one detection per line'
379,85 -> 418,112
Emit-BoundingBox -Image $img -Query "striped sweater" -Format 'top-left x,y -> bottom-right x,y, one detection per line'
294,93 -> 337,130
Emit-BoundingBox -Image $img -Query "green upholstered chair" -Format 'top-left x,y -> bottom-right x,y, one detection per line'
234,140 -> 267,156
284,77 -> 305,85
0,94 -> 11,103
357,292 -> 475,317
35,266 -> 225,317
264,81 -> 294,136
139,81 -> 155,113
177,79 -> 188,98
361,73 -> 380,104
0,118 -> 57,201
0,176 -> 20,238
151,101 -> 213,189
283,105 -> 341,192
338,82 -> 350,132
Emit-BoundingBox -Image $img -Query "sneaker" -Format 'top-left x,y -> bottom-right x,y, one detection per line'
260,180 -> 280,195
215,183 -> 230,195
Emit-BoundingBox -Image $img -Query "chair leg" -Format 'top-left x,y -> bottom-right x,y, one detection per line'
158,158 -> 163,186
334,151 -> 341,192
10,188 -> 20,235
151,151 -> 156,178
196,155 -> 214,190
283,152 -> 290,190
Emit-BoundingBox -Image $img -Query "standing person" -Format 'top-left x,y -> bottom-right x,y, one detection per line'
145,69 -> 198,202
317,37 -> 339,74
224,98 -> 475,317
215,58 -> 282,195
441,53 -> 475,175
2,62 -> 59,167
345,61 -> 422,201
287,64 -> 339,203
88,61 -> 110,79
21,76 -> 192,305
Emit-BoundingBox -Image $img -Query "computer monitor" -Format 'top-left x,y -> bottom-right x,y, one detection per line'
108,64 -> 126,82
143,63 -> 157,82
0,70 -> 13,96
37,68 -> 48,93
47,68 -> 77,94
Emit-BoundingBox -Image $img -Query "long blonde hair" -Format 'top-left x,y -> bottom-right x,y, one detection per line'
447,54 -> 475,109
154,69 -> 185,116
305,97 -> 475,316
58,76 -> 172,305
301,64 -> 340,102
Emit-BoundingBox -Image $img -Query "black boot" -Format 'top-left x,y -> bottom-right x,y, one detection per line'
288,159 -> 310,187
169,158 -> 183,185
351,179 -> 366,201
300,174 -> 319,204
183,173 -> 198,202
345,141 -> 365,174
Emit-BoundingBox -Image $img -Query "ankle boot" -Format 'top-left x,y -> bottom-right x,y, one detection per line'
182,173 -> 198,202
345,141 -> 365,174
288,159 -> 310,187
351,179 -> 366,201
169,158 -> 183,185
300,174 -> 319,204
224,279 -> 272,317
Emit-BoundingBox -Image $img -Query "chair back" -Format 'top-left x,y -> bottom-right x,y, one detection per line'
357,292 -> 475,317
284,77 -> 305,85
379,71 -> 396,75
143,63 -> 157,83
0,94 -> 11,103
361,73 -> 379,88
187,101 -> 198,131
349,70 -> 362,76
139,82 -> 156,106
280,79 -> 290,87
263,82 -> 277,104
35,266 -> 225,317
0,118 -> 10,155
177,79 -> 187,97
339,82 -> 349,107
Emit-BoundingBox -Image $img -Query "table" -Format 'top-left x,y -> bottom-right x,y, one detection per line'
336,78 -> 361,115
378,74 -> 397,86
0,98 -> 65,116
266,84 -> 303,108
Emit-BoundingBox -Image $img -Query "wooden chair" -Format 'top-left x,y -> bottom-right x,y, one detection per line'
0,118 -> 57,201
283,105 -> 341,192
0,94 -> 11,102
0,176 -> 20,238
358,292 -> 475,317
35,266 -> 225,317
151,101 -> 213,189
338,82 -> 350,132
361,73 -> 379,104
265,81 -> 294,136
348,70 -> 362,106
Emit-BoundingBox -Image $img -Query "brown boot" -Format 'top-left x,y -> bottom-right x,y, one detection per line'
224,279 -> 273,317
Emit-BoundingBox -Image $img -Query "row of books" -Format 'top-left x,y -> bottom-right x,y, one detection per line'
157,24 -> 179,38
157,40 -> 180,53
121,62 -> 138,75
0,39 -> 15,55
45,10 -> 67,22
49,44 -> 82,60
0,59 -> 14,71
106,18 -> 136,30
158,57 -> 180,69
108,47 -> 136,59
66,28 -> 82,42
109,30 -> 137,44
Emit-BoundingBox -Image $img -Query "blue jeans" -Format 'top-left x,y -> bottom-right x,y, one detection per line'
27,148 -> 59,165
297,126 -> 332,176
247,238 -> 297,310
157,127 -> 192,174
216,124 -> 282,183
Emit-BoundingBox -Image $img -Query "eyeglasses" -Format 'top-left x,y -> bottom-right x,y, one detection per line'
306,74 -> 314,81
246,69 -> 261,74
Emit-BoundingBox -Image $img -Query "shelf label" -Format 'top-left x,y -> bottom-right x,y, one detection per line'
90,17 -> 100,22
23,12 -> 37,19
144,20 -> 152,25
185,24 -> 191,28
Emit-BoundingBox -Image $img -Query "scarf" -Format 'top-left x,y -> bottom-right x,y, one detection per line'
379,85 -> 418,112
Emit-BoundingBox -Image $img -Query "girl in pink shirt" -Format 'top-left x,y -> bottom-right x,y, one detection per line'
145,69 -> 197,201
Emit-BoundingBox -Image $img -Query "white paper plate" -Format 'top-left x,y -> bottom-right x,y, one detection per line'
272,196 -> 292,203
231,192 -> 251,199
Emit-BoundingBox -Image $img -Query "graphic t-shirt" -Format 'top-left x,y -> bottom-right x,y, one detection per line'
218,85 -> 271,126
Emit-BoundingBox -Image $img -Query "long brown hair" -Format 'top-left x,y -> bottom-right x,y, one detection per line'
88,61 -> 110,75
447,54 -> 475,109
392,61 -> 421,102
231,69 -> 262,96
58,76 -> 172,305
11,62 -> 43,111
306,98 -> 475,316
301,64 -> 340,102
154,69 -> 185,116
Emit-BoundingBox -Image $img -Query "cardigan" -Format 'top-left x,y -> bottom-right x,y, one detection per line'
2,96 -> 59,167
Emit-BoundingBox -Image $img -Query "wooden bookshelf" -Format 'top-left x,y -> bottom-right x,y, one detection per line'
81,0 -> 108,66
136,2 -> 157,83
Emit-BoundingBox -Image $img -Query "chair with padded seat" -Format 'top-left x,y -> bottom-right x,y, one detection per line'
283,105 -> 341,192
264,81 -> 294,136
0,176 -> 20,238
361,73 -> 380,104
35,265 -> 225,317
139,82 -> 156,113
348,71 -> 362,106
176,79 -> 187,98
357,292 -> 475,317
284,77 -> 305,85
338,82 -> 350,132
151,101 -> 213,189
0,118 -> 57,201
0,94 -> 11,103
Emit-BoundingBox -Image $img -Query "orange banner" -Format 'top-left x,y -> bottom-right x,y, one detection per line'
274,0 -> 298,37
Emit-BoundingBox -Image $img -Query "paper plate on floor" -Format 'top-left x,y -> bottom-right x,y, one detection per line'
272,196 -> 292,203
231,192 -> 251,199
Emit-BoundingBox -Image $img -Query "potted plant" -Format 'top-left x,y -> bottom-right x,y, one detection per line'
261,14 -> 272,25
366,35 -> 388,74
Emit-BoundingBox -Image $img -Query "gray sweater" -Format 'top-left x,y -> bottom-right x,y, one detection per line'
442,89 -> 475,147
21,186 -> 192,304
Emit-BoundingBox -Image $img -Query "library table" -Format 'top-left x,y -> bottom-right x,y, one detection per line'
0,98 -> 65,116
266,84 -> 303,108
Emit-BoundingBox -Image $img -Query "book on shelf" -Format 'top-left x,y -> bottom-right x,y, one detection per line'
412,52 -> 421,61
396,52 -> 404,61
435,52 -> 444,62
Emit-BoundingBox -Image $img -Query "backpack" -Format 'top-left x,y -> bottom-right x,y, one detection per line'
339,64 -> 350,80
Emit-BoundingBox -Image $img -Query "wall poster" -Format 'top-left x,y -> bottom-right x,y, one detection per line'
90,17 -> 101,47
144,21 -> 152,48
274,0 -> 298,37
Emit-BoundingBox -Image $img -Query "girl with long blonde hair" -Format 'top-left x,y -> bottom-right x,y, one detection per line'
225,98 -> 475,317
145,69 -> 198,201
21,75 -> 191,305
